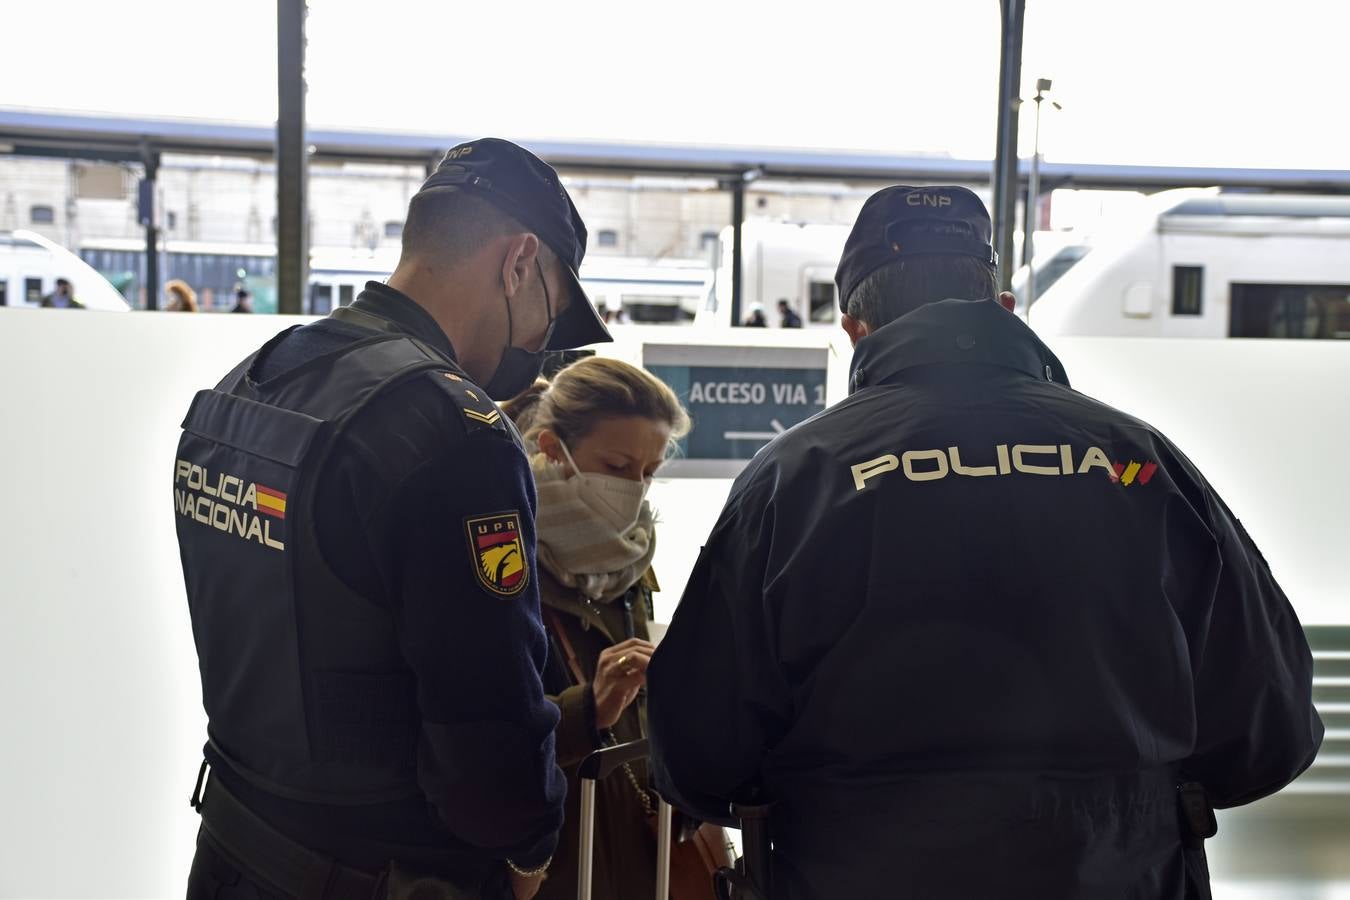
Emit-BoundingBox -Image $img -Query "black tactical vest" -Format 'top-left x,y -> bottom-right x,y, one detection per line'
174,309 -> 482,804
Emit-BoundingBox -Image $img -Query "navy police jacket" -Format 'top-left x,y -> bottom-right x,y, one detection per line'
173,284 -> 564,876
648,298 -> 1322,900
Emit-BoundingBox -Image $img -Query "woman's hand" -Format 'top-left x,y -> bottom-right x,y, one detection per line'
592,638 -> 656,729
509,869 -> 546,900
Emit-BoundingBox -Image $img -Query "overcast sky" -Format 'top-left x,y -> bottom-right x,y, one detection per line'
3,0 -> 1345,169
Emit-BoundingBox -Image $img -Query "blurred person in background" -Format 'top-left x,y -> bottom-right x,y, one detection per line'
165,279 -> 199,312
41,277 -> 83,309
230,286 -> 254,313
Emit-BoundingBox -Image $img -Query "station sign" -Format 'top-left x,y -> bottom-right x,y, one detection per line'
645,344 -> 828,477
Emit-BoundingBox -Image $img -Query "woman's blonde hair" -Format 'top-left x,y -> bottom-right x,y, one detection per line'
503,356 -> 691,451
164,279 -> 198,312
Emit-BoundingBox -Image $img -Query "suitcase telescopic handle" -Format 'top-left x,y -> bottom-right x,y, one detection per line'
576,739 -> 671,900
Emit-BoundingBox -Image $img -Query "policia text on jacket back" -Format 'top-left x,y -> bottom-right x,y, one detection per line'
646,186 -> 1323,900
173,139 -> 613,900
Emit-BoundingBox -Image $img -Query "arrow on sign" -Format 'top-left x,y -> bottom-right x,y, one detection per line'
724,419 -> 787,442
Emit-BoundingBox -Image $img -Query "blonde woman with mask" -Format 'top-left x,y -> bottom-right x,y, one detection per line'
504,357 -> 718,900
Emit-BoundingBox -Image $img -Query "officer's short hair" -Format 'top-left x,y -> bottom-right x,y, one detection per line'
402,188 -> 550,266
845,224 -> 998,328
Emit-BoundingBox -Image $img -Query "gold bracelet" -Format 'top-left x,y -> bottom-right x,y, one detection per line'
506,857 -> 551,879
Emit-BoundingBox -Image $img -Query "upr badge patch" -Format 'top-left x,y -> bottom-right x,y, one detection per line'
466,512 -> 529,596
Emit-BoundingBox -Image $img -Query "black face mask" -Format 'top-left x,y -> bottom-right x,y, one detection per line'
484,259 -> 557,400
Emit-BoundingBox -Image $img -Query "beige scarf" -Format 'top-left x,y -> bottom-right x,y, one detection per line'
531,452 -> 657,603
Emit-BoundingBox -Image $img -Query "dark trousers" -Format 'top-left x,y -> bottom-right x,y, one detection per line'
189,827 -> 290,900
187,825 -> 515,900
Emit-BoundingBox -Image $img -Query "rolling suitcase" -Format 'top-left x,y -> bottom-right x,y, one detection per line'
575,739 -> 672,900
575,739 -> 770,900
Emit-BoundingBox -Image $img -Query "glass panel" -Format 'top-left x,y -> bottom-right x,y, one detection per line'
309,284 -> 333,315
1171,265 -> 1203,316
1231,283 -> 1350,339
809,281 -> 836,323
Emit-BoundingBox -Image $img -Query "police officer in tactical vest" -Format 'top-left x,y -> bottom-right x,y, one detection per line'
647,186 -> 1323,900
174,138 -> 612,900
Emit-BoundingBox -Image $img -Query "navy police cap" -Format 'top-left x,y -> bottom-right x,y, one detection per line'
835,185 -> 998,313
417,137 -> 611,350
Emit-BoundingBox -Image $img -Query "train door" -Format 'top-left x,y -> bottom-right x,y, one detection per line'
1158,230 -> 1220,338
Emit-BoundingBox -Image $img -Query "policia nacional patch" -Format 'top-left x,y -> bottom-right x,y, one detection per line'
465,511 -> 529,596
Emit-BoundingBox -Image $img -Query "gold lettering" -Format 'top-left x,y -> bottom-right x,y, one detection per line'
264,520 -> 286,551
902,449 -> 949,482
221,475 -> 242,505
229,509 -> 249,538
850,454 -> 900,491
949,446 -> 997,477
1077,446 -> 1116,478
1013,444 -> 1060,476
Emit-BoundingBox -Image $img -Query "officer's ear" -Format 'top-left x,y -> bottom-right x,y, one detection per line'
998,291 -> 1016,312
500,232 -> 542,299
841,313 -> 870,348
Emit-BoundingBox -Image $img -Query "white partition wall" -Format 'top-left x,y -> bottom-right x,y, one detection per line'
0,308 -> 1346,897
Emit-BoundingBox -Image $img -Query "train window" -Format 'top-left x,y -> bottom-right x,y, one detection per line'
29,205 -> 55,225
1171,266 -> 1203,316
339,285 -> 355,307
1230,283 -> 1350,340
809,281 -> 836,323
310,284 -> 333,316
384,220 -> 404,239
597,229 -> 619,248
25,278 -> 43,303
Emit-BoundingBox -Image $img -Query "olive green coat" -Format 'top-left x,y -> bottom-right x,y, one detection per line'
537,567 -> 660,900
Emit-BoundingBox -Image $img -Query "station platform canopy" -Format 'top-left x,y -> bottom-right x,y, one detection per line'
4,107 -> 1350,194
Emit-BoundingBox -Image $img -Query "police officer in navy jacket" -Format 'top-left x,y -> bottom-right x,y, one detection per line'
647,186 -> 1322,900
174,139 -> 611,900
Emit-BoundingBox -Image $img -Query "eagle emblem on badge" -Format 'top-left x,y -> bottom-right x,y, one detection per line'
465,511 -> 529,596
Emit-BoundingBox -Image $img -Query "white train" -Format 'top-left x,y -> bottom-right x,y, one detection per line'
6,235 -> 715,320
699,193 -> 1350,342
698,221 -> 850,329
1029,189 -> 1350,339
0,230 -> 129,311
11,189 -> 1350,341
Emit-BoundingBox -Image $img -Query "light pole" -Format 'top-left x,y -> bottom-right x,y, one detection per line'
1024,77 -> 1061,312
